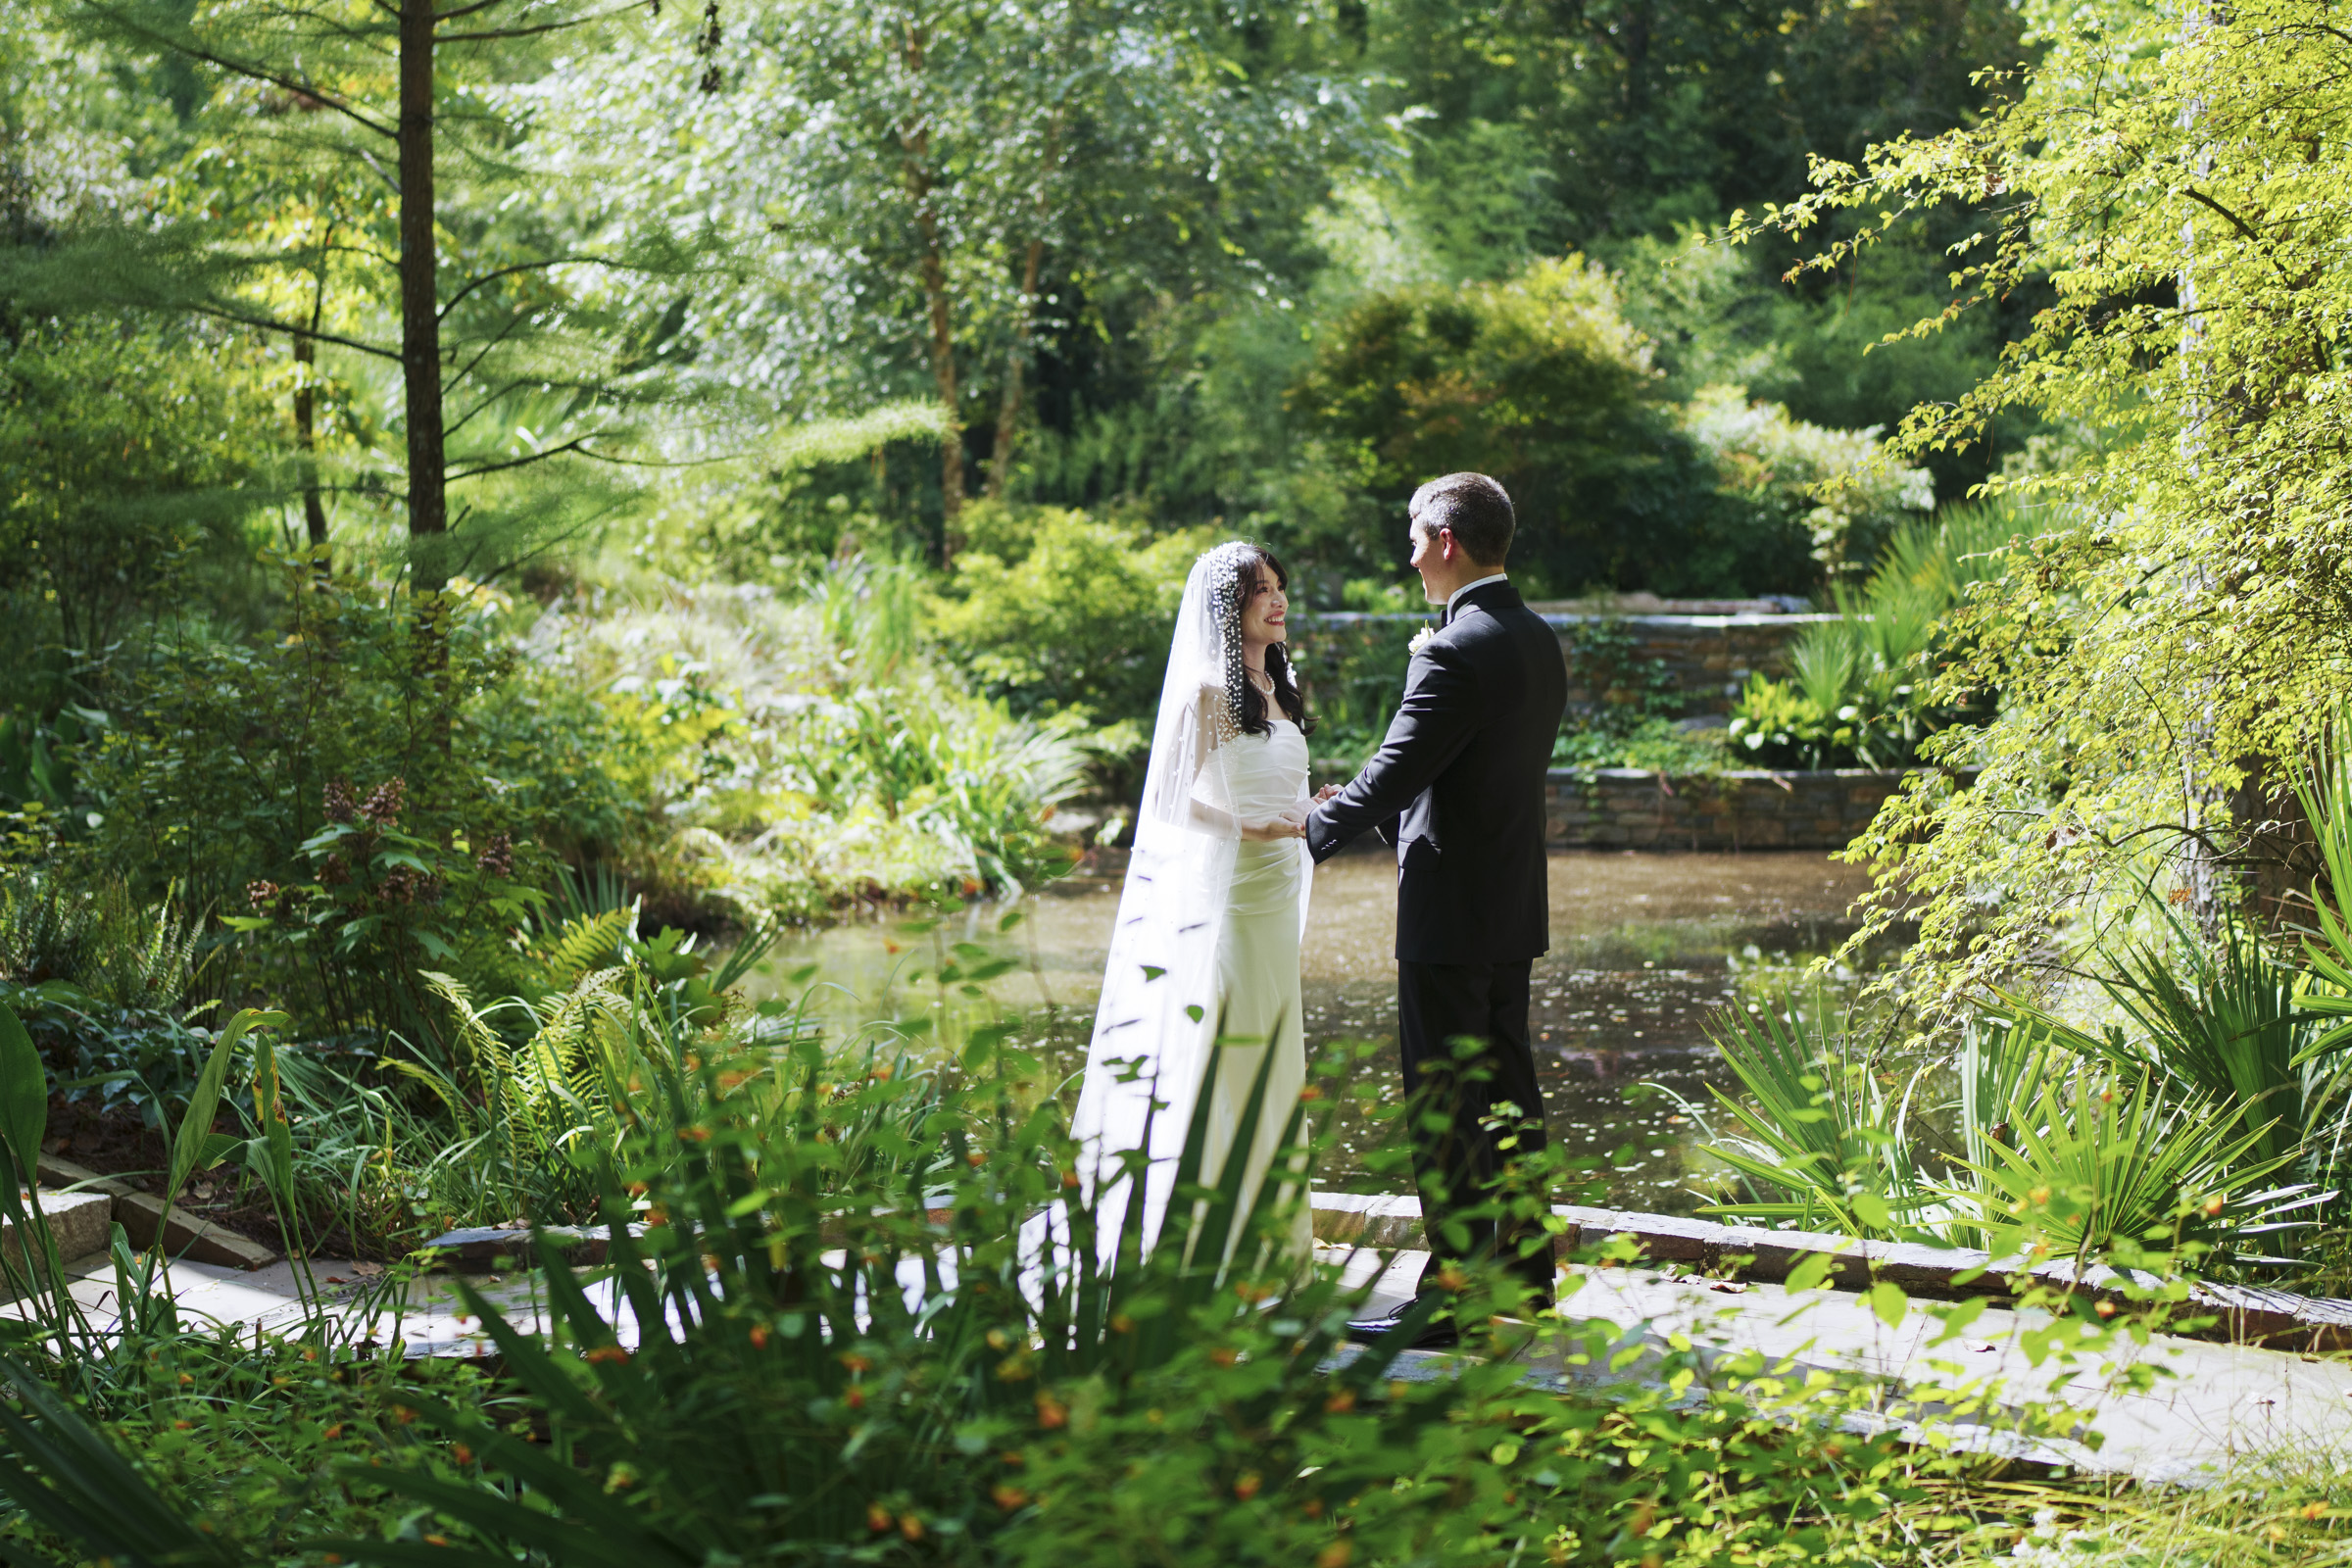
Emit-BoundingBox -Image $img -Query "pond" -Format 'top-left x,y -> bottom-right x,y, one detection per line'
747,848 -> 1878,1215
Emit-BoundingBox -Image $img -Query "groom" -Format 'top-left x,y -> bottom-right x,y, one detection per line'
1304,472 -> 1566,1347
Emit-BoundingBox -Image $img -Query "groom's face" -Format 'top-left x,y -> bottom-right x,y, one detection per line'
1407,516 -> 1449,602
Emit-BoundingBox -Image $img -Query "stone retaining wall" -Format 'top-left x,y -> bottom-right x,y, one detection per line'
1299,610 -> 1832,714
1546,766 -> 1916,851
1544,612 -> 1834,713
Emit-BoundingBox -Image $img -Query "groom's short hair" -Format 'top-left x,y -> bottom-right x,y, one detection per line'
1408,473 -> 1514,567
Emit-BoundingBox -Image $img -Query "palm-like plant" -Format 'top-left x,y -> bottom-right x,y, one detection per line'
2009,918 -> 2320,1175
1937,1069 -> 2294,1265
1695,993 -> 1934,1236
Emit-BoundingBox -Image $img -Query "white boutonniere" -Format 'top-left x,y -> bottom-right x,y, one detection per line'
1408,624 -> 1437,656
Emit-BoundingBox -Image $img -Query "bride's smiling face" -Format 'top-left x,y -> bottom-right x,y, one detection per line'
1238,564 -> 1288,653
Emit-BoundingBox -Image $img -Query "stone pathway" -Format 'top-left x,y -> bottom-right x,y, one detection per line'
1336,1247 -> 2352,1485
15,1235 -> 2352,1486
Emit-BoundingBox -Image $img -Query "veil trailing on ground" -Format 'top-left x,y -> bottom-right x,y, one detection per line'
1068,541 -> 1313,1253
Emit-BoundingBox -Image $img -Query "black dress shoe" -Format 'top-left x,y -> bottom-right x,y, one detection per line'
1344,1297 -> 1459,1348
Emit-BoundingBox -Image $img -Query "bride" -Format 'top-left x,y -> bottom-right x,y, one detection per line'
1069,540 -> 1331,1262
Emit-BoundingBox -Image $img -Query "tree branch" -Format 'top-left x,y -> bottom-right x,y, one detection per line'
440,307 -> 533,391
183,303 -> 402,361
446,435 -> 598,481
437,2 -> 640,43
2181,185 -> 2269,248
437,256 -> 587,321
442,377 -> 532,441
83,15 -> 397,141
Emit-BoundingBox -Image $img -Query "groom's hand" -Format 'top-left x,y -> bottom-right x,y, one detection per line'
1314,784 -> 1342,803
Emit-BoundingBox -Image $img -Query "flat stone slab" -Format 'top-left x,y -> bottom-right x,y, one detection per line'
2,1191 -> 113,1283
1325,1243 -> 2352,1485
35,1154 -> 277,1271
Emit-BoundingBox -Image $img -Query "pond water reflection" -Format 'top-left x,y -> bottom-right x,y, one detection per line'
749,849 -> 1877,1214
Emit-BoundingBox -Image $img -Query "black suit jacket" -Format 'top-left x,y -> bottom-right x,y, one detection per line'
1306,580 -> 1566,964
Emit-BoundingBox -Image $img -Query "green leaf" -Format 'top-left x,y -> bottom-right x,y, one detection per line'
1850,1191 -> 1891,1232
0,1004 -> 45,1196
1783,1250 -> 1834,1294
166,1008 -> 285,1209
1868,1280 -> 1908,1330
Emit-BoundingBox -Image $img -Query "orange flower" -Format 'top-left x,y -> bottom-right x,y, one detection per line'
993,1485 -> 1030,1510
1035,1396 -> 1067,1429
1234,1473 -> 1262,1500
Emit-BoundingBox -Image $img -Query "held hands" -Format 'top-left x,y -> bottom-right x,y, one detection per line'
1242,805 -> 1310,842
1314,784 -> 1342,803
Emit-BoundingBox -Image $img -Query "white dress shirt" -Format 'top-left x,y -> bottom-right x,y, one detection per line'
1442,572 -> 1510,621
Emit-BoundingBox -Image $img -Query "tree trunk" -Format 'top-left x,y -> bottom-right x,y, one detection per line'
2178,6 -> 2230,938
397,0 -> 448,584
985,234 -> 1046,500
900,20 -> 962,558
291,332 -> 330,564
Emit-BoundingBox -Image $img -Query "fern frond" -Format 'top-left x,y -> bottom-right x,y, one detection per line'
531,907 -> 635,989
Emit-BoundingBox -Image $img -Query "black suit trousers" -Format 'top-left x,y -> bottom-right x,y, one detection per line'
1396,959 -> 1554,1299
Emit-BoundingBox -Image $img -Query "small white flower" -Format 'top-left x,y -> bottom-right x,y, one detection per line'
1408,625 -> 1436,655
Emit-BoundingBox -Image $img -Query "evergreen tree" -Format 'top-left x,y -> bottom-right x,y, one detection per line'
18,0 -> 717,590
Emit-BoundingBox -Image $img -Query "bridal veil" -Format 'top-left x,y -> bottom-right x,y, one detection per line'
1067,541 -> 1314,1252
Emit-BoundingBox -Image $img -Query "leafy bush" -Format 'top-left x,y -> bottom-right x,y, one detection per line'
87,567 -> 632,1039
0,863 -> 215,1129
1288,257 -> 1726,596
1726,507 -> 2013,768
527,574 -> 1086,916
0,319 -> 277,708
1286,613 -> 1419,769
1286,258 -> 1932,599
928,504 -> 1210,736
1680,383 -> 1934,583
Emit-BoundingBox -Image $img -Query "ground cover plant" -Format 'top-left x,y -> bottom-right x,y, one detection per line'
0,956 -> 2143,1568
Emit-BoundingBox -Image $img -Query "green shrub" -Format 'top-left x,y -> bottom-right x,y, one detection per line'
86,567 -> 634,1040
1725,509 -> 2012,768
530,576 -> 1087,915
1679,384 -> 1934,583
928,504 -> 1210,735
1287,613 -> 1419,769
0,319 -> 278,709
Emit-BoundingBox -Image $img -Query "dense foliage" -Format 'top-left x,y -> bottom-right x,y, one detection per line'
19,0 -> 2352,1557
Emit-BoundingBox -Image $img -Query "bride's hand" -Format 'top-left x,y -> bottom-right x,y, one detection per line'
1243,811 -> 1307,842
1313,784 -> 1342,803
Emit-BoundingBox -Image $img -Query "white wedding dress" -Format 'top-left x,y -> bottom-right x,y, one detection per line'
1069,543 -> 1316,1269
1183,714 -> 1314,1259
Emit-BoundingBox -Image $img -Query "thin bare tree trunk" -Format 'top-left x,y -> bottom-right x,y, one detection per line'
292,335 -> 331,570
986,234 -> 1045,500
2178,7 -> 2230,938
900,20 -> 962,557
398,0 -> 448,586
293,221 -> 333,567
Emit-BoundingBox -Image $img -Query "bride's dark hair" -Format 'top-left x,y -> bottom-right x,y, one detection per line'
1234,547 -> 1315,738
